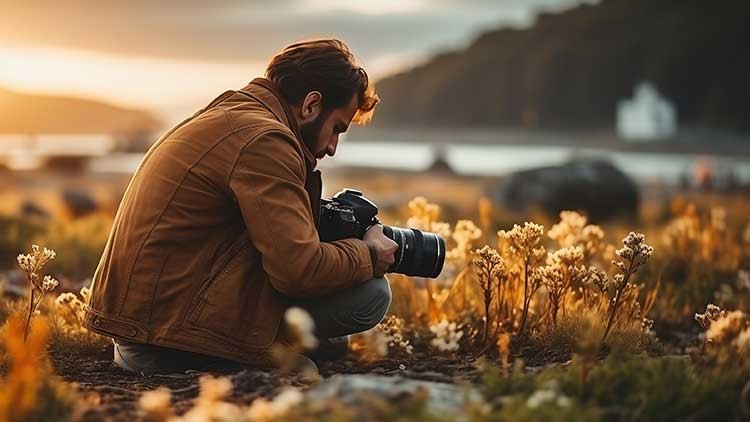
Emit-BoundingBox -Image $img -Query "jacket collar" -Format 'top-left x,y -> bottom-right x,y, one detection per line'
238,78 -> 317,168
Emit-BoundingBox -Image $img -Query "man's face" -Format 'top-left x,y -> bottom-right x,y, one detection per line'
299,93 -> 359,164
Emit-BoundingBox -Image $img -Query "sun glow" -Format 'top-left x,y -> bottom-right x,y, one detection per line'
0,45 -> 264,123
295,0 -> 427,15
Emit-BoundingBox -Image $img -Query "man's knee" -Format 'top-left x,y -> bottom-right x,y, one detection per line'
370,276 -> 392,313
353,276 -> 392,331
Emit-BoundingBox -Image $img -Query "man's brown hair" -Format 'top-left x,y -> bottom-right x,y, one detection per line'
265,39 -> 379,124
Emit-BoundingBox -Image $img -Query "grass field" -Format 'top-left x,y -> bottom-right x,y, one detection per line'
0,168 -> 749,421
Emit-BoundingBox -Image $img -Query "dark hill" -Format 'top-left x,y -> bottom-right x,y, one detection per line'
0,87 -> 162,134
373,0 -> 750,131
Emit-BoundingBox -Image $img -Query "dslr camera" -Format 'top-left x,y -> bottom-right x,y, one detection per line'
319,189 -> 445,278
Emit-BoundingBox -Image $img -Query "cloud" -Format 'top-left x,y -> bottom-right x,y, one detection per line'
0,0 -> 583,68
0,0 -> 586,122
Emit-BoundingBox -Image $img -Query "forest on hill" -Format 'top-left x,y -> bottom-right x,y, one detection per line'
373,0 -> 750,132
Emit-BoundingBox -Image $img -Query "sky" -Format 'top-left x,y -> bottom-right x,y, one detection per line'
0,0 -> 589,125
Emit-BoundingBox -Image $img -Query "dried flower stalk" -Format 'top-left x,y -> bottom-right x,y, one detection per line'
472,245 -> 506,343
499,223 -> 545,336
602,232 -> 653,344
16,245 -> 59,341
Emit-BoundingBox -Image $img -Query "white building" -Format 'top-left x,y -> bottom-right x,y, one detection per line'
617,82 -> 677,142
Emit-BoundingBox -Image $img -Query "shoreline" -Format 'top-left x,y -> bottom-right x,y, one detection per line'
347,126 -> 750,158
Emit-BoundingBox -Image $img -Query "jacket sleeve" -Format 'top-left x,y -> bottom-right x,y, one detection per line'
228,130 -> 374,298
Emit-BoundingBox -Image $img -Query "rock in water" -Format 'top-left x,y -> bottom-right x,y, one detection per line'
62,188 -> 98,218
21,200 -> 50,220
306,374 -> 482,415
496,159 -> 639,221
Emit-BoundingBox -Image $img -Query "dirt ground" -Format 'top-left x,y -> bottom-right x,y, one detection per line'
48,325 -> 702,421
49,344 -> 483,420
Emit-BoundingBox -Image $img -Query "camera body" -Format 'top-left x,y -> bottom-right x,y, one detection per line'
319,189 -> 445,278
319,189 -> 380,242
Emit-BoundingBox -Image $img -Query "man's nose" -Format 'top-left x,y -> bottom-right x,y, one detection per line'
327,137 -> 338,156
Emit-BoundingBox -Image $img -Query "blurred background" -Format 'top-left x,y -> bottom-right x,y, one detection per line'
1,0 -> 749,287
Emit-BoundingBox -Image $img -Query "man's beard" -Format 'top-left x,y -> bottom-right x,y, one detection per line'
299,110 -> 330,159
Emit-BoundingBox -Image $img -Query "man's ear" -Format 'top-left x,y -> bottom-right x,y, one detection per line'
299,91 -> 323,124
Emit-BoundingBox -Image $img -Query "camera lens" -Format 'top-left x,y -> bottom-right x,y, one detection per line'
382,226 -> 446,278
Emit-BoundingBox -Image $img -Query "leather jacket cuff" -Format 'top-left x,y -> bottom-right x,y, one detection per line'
364,241 -> 379,278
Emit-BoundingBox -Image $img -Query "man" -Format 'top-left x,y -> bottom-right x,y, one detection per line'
83,39 -> 399,375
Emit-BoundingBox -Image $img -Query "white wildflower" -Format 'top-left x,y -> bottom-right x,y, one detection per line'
198,375 -> 233,402
138,387 -> 172,419
706,310 -> 748,345
376,316 -> 413,355
43,247 -> 55,260
271,388 -> 303,413
285,307 -> 318,349
582,266 -> 608,293
246,398 -> 275,420
499,222 -> 545,261
42,275 -> 59,292
16,244 -> 58,339
373,329 -> 389,357
447,220 -> 483,261
527,380 -> 570,409
16,254 -> 34,272
247,388 -> 303,420
526,389 -> 556,408
351,326 -> 390,359
641,317 -> 654,333
180,375 -> 242,422
710,207 -> 727,231
406,197 -> 453,242
472,246 -> 504,275
556,395 -> 572,408
613,232 -> 653,273
548,211 -> 588,248
429,319 -> 464,352
695,303 -> 728,329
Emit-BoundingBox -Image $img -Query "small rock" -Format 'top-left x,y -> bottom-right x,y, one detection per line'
21,201 -> 50,220
306,374 -> 482,415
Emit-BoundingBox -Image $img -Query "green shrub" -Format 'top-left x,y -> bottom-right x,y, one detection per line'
0,214 -> 44,269
35,214 -> 112,280
479,355 -> 750,422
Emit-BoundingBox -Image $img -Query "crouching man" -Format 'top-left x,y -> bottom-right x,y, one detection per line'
83,39 -> 398,375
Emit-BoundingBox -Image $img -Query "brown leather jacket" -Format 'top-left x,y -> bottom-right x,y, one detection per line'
84,78 -> 374,364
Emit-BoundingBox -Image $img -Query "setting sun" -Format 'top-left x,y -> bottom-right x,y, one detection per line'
0,45 -> 264,122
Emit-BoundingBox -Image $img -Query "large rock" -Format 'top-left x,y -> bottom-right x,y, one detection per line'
62,188 -> 98,218
495,159 -> 639,221
307,374 -> 482,415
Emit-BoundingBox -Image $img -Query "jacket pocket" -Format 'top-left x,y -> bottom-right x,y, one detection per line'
186,233 -> 250,323
188,234 -> 249,312
184,233 -> 282,349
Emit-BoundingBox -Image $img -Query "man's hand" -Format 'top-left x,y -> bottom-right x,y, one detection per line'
363,224 -> 398,278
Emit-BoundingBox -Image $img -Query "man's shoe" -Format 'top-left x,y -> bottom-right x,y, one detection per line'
307,335 -> 350,362
289,353 -> 319,380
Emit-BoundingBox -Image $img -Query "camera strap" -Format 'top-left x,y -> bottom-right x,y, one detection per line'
306,169 -> 322,227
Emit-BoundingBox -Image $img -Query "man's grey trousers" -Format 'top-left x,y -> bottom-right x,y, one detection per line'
113,276 -> 392,375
